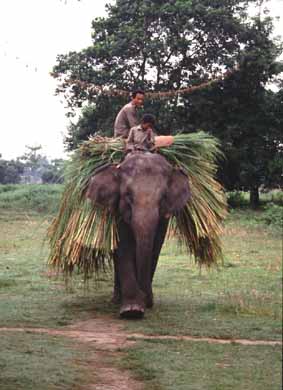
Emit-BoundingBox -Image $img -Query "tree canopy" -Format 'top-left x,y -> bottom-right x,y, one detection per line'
52,0 -> 283,206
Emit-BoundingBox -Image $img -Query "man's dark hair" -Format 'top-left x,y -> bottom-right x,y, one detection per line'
141,113 -> 156,127
132,89 -> 145,98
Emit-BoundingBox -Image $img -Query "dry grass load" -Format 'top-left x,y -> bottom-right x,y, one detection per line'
48,132 -> 227,279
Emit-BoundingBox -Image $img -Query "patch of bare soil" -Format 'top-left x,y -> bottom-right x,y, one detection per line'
0,317 -> 281,389
129,333 -> 282,346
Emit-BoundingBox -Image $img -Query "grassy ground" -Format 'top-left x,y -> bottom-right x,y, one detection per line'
0,207 -> 282,389
121,209 -> 282,341
121,339 -> 282,390
0,332 -> 92,390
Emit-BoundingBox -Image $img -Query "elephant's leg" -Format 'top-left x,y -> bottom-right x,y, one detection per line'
111,250 -> 121,304
152,218 -> 169,279
116,221 -> 146,318
146,218 -> 169,308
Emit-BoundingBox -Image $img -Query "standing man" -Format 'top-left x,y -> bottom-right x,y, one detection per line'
114,90 -> 145,138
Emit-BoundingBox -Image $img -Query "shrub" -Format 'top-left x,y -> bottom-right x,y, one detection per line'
226,191 -> 249,208
260,190 -> 283,206
258,203 -> 283,228
0,184 -> 63,214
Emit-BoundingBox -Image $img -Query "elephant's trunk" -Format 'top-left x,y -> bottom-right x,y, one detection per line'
131,208 -> 159,296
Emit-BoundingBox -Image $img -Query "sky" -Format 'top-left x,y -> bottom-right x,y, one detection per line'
0,0 -> 282,161
0,0 -> 108,160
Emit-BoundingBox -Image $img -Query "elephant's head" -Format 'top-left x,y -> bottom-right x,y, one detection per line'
86,152 -> 190,234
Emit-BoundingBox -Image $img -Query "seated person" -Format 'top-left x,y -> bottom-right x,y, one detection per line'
126,113 -> 156,153
114,90 -> 145,138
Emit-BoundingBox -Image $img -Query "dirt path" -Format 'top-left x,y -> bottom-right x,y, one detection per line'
0,317 -> 282,389
1,318 -> 143,390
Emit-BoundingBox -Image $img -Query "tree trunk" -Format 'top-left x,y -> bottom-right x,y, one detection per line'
250,186 -> 260,209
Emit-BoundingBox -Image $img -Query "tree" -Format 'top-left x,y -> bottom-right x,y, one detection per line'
19,145 -> 49,184
53,0 -> 255,118
64,100 -> 125,150
179,10 -> 283,207
0,158 -> 24,184
41,159 -> 65,183
52,0 -> 282,206
19,145 -> 46,168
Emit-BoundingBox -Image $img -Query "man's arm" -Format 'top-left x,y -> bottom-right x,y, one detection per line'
114,109 -> 128,138
126,105 -> 139,129
148,129 -> 156,150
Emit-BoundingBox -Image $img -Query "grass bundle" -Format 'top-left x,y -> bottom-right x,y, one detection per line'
48,136 -> 124,279
48,132 -> 227,278
159,133 -> 227,266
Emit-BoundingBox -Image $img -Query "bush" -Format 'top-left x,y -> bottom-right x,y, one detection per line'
0,184 -> 18,194
0,184 -> 63,214
260,190 -> 283,206
257,203 -> 283,228
41,169 -> 64,184
226,191 -> 249,208
227,190 -> 283,209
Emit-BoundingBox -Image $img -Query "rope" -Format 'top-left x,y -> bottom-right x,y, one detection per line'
52,65 -> 239,100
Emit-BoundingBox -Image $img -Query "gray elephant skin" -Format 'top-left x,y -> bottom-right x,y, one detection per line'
86,151 -> 190,319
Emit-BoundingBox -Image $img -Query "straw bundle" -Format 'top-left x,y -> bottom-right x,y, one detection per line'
159,133 -> 227,266
48,136 -> 123,279
48,132 -> 227,278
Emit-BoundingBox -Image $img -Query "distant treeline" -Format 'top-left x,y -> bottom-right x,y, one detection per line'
0,146 -> 65,185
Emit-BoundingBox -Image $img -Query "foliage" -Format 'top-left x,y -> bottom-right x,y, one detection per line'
41,159 -> 65,184
0,184 -> 63,214
257,203 -> 283,227
18,145 -> 49,184
53,0 -> 256,105
0,158 -> 24,184
52,0 -> 283,208
227,189 -> 283,209
19,145 -> 45,168
53,0 -> 271,137
261,189 -> 283,206
0,146 -> 66,185
189,75 -> 283,207
226,191 -> 248,208
64,99 -> 126,151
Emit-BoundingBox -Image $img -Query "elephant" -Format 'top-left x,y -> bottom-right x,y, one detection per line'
86,151 -> 190,319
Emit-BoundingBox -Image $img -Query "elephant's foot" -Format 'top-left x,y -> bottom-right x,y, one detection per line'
119,303 -> 145,319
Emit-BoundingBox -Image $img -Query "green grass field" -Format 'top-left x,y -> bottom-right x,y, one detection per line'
0,186 -> 282,389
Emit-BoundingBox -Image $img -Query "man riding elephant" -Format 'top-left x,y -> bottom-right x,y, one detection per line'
114,89 -> 145,138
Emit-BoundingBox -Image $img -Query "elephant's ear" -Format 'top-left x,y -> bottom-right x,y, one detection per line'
86,165 -> 120,212
164,169 -> 191,215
